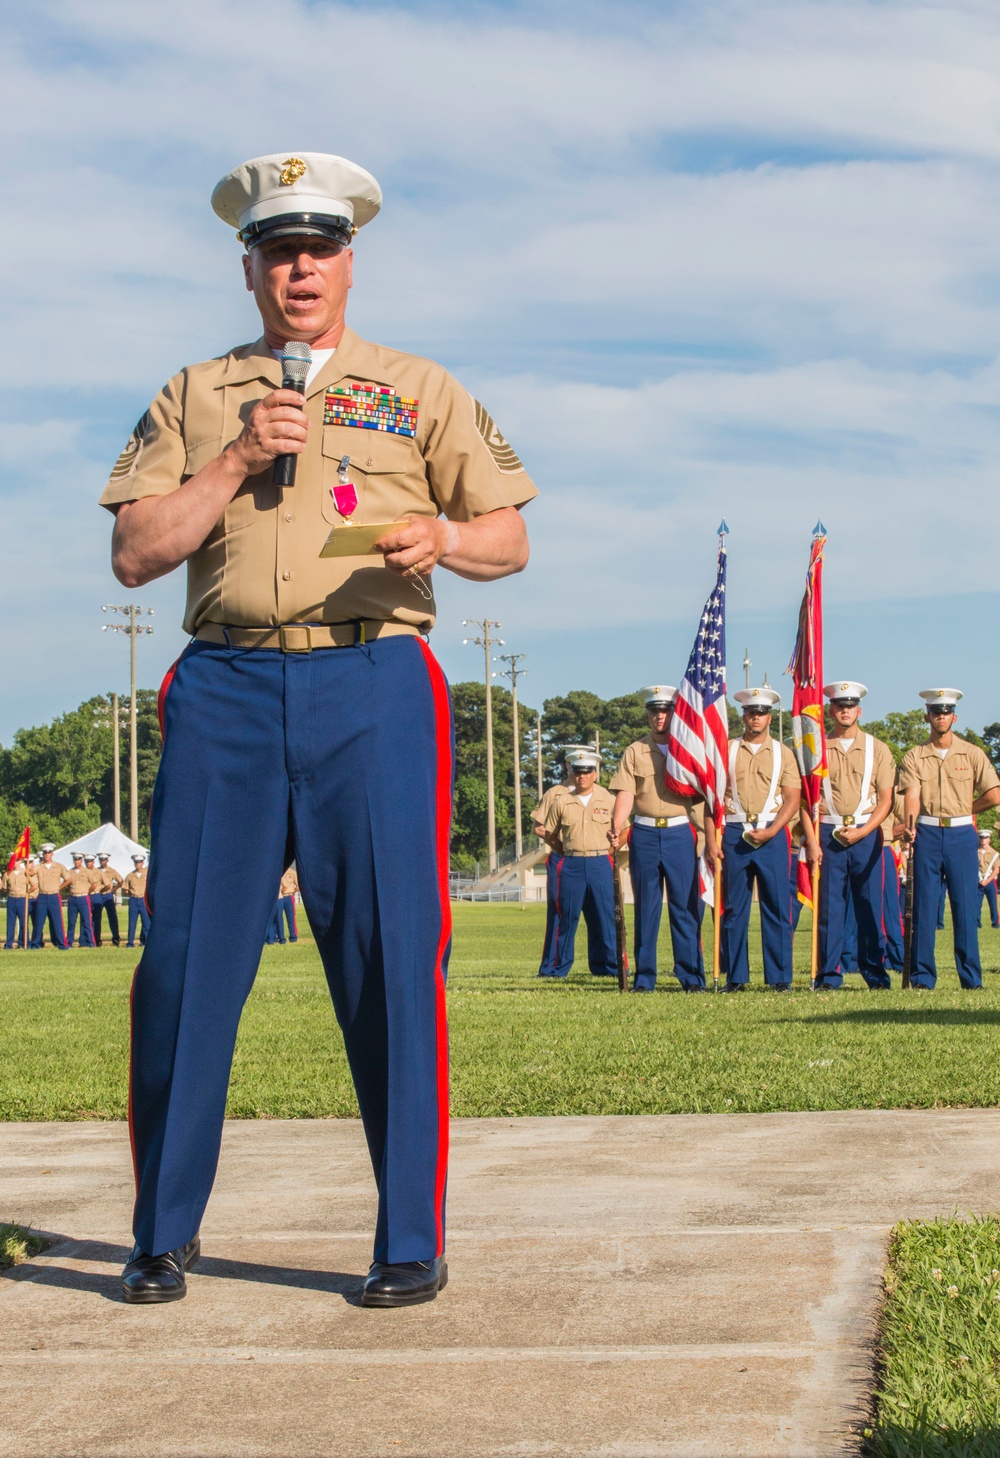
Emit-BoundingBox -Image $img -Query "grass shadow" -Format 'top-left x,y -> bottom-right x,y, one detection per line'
865,1419 -> 1000,1457
790,1007 -> 1000,1027
2,1236 -> 366,1305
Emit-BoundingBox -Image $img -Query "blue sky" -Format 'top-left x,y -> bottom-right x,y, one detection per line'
2,0 -> 1000,742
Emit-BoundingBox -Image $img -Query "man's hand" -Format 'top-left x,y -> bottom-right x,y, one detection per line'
227,389 -> 309,477
745,827 -> 772,846
833,826 -> 865,847
805,838 -> 823,868
376,518 -> 449,577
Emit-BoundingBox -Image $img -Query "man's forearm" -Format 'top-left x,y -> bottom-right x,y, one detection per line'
112,449 -> 248,587
439,507 -> 528,582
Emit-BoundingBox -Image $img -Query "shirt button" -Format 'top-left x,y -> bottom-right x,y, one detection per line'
365,456 -> 373,467
282,571 -> 291,581
284,512 -> 293,522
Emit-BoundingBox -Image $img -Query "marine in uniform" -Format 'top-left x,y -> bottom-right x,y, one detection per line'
65,853 -> 98,948
609,686 -> 705,992
267,867 -> 300,944
977,829 -> 999,929
93,853 -> 123,947
542,750 -> 617,978
705,689 -> 800,990
805,682 -> 895,989
30,845 -> 68,950
122,855 -> 150,948
101,152 -> 535,1307
899,689 -> 1000,989
27,858 -> 39,943
530,745 -> 590,977
4,858 -> 33,949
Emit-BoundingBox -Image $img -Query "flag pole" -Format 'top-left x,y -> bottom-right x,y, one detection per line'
713,879 -> 722,992
810,805 -> 820,990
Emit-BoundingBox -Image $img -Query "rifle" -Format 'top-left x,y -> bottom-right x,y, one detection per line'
901,816 -> 915,990
612,850 -> 630,994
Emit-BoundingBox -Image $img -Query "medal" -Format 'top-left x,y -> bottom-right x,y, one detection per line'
331,455 -> 358,520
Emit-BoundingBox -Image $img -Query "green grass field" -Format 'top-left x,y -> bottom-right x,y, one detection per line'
3,902 -> 1000,1120
866,1217 -> 1000,1457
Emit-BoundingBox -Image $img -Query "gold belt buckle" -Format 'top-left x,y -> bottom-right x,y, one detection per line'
279,625 -> 313,654
655,816 -> 668,828
842,814 -> 855,828
940,816 -> 952,828
747,814 -> 758,828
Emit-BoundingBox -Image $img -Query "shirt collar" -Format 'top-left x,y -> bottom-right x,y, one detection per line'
220,326 -> 397,398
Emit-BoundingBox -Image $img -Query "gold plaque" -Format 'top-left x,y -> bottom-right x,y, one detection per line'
279,157 -> 307,186
319,521 -> 407,558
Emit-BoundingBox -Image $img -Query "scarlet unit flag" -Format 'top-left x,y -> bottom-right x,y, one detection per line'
786,523 -> 828,907
663,524 -> 729,826
7,825 -> 29,872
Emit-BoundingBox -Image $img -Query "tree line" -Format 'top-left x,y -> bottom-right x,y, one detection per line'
3,689 -> 1000,866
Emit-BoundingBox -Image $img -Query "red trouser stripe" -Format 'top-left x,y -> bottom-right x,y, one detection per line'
128,965 -> 139,1192
416,638 -> 452,1258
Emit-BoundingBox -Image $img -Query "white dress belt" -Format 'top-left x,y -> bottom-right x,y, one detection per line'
917,815 -> 974,828
819,813 -> 871,827
725,814 -> 776,827
634,814 -> 690,829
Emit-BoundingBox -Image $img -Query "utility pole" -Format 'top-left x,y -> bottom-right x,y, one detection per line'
536,714 -> 543,802
463,619 -> 503,873
103,604 -> 154,841
95,693 -> 123,828
743,647 -> 752,690
496,652 -> 527,861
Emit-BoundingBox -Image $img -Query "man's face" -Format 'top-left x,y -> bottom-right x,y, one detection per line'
572,765 -> 598,789
243,237 -> 353,343
926,707 -> 956,732
743,707 -> 771,733
831,700 -> 861,729
646,704 -> 673,734
42,851 -> 53,862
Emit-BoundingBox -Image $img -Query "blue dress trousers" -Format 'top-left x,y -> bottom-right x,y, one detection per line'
720,825 -> 793,986
910,824 -> 982,988
816,825 -> 890,989
628,821 -> 705,991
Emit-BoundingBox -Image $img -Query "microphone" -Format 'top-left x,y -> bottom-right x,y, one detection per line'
273,340 -> 312,487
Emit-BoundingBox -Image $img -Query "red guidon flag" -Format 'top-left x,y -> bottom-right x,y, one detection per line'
786,526 -> 828,908
7,825 -> 30,872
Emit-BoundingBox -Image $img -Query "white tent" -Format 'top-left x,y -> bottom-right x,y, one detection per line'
52,823 -> 149,878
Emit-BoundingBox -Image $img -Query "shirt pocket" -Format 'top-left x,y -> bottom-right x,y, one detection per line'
184,438 -> 260,536
320,427 -> 427,526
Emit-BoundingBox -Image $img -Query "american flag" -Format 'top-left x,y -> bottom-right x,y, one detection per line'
663,529 -> 729,827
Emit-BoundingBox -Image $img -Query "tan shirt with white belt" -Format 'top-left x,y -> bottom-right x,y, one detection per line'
898,741 -> 999,819
725,739 -> 799,819
610,736 -> 699,821
824,732 -> 895,818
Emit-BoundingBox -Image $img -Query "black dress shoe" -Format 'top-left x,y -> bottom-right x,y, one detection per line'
121,1236 -> 201,1304
723,982 -> 745,993
361,1256 -> 447,1307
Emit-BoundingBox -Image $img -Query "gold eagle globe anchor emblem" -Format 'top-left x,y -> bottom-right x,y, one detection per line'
279,157 -> 307,187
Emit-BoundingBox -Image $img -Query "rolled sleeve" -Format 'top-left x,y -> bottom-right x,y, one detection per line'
972,746 -> 1000,797
609,746 -> 638,795
778,744 -> 800,789
898,750 -> 920,794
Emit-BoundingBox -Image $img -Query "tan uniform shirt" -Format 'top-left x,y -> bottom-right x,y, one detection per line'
279,869 -> 298,897
34,861 -> 68,895
544,785 -> 615,854
898,741 -> 1000,819
99,329 -> 538,636
725,739 -> 799,819
609,735 -> 701,821
122,869 -> 148,898
531,784 -> 569,826
96,867 -> 122,893
4,870 -> 33,898
823,732 -> 895,818
65,867 -> 95,896
979,846 -> 999,883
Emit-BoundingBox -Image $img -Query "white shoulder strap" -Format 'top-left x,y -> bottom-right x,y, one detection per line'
759,740 -> 783,824
728,739 -> 745,820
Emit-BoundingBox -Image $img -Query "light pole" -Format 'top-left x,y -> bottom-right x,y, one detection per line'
536,714 -> 543,802
495,652 -> 527,861
102,604 -> 154,841
743,647 -> 752,690
463,618 -> 503,874
95,692 -> 125,829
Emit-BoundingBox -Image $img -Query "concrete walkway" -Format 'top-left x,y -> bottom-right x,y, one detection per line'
3,1109 -> 1000,1458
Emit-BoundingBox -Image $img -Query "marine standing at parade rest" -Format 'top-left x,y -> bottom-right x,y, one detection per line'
101,152 -> 536,1307
122,854 -> 150,948
541,750 -> 618,978
977,829 -> 1000,929
267,866 -> 300,944
704,689 -> 801,991
92,853 -> 123,947
881,790 -> 906,972
899,689 -> 1000,989
27,857 -> 39,943
65,853 -> 98,948
3,858 -> 33,949
803,682 -> 895,989
531,746 -> 589,977
30,844 -> 69,950
609,686 -> 706,992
